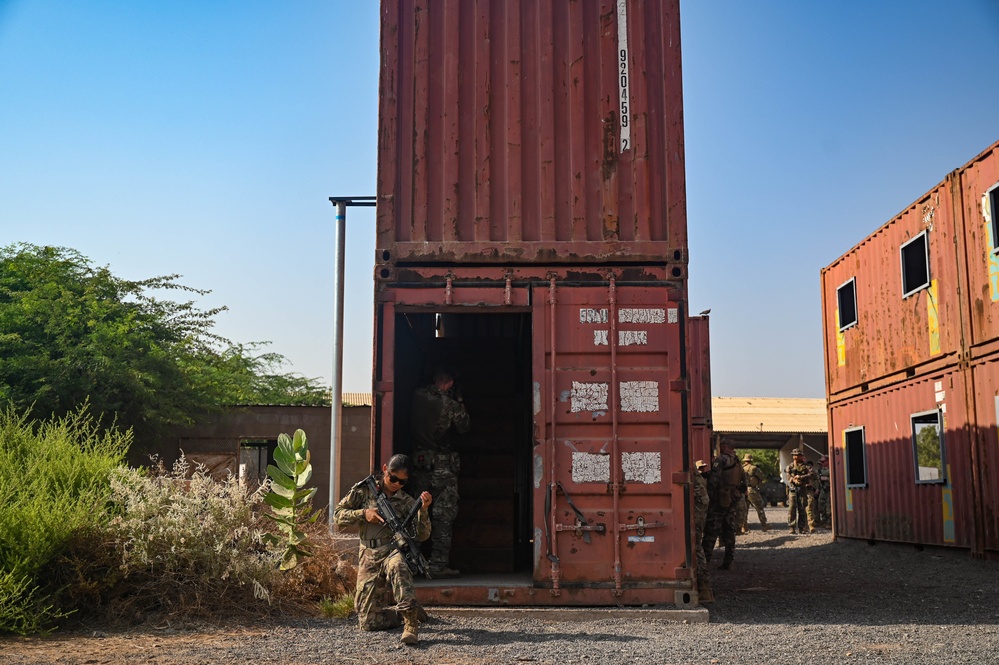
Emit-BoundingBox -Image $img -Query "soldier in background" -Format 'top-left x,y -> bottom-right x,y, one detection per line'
816,455 -> 831,528
702,440 -> 745,570
785,449 -> 816,534
740,453 -> 770,533
735,489 -> 749,536
409,367 -> 471,578
694,459 -> 713,603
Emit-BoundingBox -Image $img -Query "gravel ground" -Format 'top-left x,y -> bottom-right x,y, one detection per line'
4,507 -> 999,664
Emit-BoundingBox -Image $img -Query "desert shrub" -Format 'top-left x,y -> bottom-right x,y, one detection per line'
91,456 -> 280,621
0,407 -> 129,635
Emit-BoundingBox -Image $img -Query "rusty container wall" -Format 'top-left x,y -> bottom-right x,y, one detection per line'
829,367 -> 978,550
956,141 -> 999,355
821,178 -> 964,400
377,0 -> 687,266
687,314 -> 712,465
966,351 -> 999,554
371,265 -> 697,606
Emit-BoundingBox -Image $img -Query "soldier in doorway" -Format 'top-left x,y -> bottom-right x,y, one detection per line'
702,440 -> 745,570
785,449 -> 817,534
740,453 -> 770,533
694,459 -> 713,603
409,367 -> 471,578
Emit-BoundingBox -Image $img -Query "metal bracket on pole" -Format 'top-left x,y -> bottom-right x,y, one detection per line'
327,196 -> 375,532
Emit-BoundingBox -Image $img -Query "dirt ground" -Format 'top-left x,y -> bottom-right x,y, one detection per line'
3,506 -> 997,664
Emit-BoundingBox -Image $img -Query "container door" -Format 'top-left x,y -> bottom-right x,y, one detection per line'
532,281 -> 690,593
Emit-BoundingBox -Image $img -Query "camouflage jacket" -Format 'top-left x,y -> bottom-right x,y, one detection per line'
410,385 -> 471,454
333,476 -> 431,547
743,463 -> 767,490
784,463 -> 816,493
817,466 -> 831,492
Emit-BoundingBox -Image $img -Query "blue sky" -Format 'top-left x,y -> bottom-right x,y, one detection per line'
2,1 -> 997,397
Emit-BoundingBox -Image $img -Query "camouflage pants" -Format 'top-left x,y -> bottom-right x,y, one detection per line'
735,496 -> 748,532
695,506 -> 709,587
746,487 -> 768,525
702,503 -> 737,563
355,545 -> 417,631
787,491 -> 815,532
412,451 -> 460,569
817,489 -> 831,526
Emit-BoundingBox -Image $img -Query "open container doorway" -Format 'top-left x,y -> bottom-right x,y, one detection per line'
392,310 -> 534,579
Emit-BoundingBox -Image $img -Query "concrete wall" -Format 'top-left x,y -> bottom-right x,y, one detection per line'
141,405 -> 372,512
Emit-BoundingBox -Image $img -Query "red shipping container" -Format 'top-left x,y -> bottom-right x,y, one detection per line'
966,351 -> 999,554
828,367 -> 978,550
821,180 -> 965,400
376,0 -> 687,266
687,314 -> 712,465
955,142 -> 999,355
370,266 -> 698,606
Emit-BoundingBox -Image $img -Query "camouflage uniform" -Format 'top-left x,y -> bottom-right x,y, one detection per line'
784,458 -> 816,533
817,463 -> 831,527
702,449 -> 744,569
693,467 -> 711,593
409,384 -> 470,572
333,477 -> 431,631
741,460 -> 769,531
735,494 -> 748,535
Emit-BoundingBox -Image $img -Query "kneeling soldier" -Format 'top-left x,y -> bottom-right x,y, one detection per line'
334,454 -> 432,645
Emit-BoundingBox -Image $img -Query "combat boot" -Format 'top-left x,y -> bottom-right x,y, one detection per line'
401,611 -> 419,645
761,522 -> 770,532
698,583 -> 714,604
719,555 -> 733,570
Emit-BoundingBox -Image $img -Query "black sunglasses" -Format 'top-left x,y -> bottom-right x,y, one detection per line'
387,473 -> 409,486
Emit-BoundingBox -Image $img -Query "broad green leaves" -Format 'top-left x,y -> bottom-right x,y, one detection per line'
263,429 -> 318,570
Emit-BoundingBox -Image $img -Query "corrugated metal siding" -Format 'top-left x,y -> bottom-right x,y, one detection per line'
957,143 -> 999,353
829,368 -> 975,549
372,266 -> 697,604
967,352 -> 999,553
377,0 -> 687,265
821,179 -> 963,398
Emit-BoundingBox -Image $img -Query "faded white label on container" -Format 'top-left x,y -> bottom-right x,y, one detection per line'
622,451 -> 662,484
572,451 -> 611,483
619,308 -> 665,324
620,381 -> 659,413
627,536 -> 655,543
571,381 -> 609,412
593,330 -> 648,346
580,308 -> 609,324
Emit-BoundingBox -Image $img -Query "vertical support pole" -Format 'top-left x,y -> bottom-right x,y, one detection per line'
548,276 -> 561,595
329,200 -> 347,531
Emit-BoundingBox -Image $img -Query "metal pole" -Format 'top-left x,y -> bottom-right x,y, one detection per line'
329,200 -> 347,531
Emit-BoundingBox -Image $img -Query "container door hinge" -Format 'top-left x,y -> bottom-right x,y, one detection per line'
670,379 -> 689,392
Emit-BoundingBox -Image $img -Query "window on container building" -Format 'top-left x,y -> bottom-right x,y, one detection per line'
837,278 -> 858,331
900,231 -> 930,298
844,427 -> 867,487
911,409 -> 946,484
989,183 -> 999,254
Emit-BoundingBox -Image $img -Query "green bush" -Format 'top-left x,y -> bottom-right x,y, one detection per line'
0,407 -> 129,634
100,455 -> 280,619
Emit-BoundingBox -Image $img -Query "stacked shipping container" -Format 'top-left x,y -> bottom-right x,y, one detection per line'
821,140 -> 999,556
372,0 -> 702,605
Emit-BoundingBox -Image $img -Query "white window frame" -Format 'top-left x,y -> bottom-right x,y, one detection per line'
911,409 -> 946,485
837,277 -> 858,332
988,182 -> 999,256
844,426 -> 868,488
900,230 -> 931,299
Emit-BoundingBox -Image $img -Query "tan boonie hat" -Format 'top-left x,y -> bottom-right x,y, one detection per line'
695,459 -> 708,469
742,454 -> 753,462
791,448 -> 802,456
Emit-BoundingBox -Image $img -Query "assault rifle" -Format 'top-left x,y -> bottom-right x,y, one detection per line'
363,474 -> 432,579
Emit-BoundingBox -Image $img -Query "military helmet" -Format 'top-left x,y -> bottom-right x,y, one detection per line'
742,454 -> 753,462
